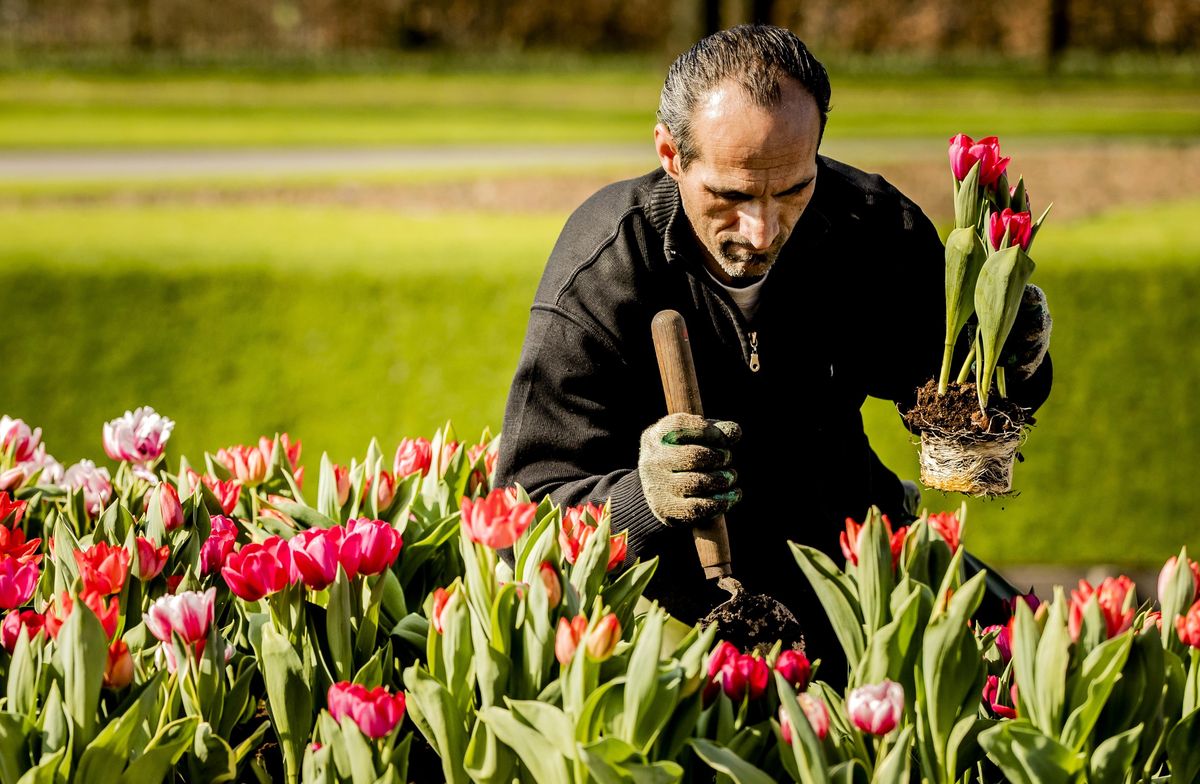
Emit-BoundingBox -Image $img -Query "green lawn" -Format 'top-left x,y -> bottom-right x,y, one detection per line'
1,70 -> 1197,148
3,198 -> 1199,567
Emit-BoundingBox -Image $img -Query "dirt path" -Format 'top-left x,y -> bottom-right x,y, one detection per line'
3,140 -> 1198,221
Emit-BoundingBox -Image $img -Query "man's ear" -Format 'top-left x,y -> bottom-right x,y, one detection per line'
654,123 -> 682,181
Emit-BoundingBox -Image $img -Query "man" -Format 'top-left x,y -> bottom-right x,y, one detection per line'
494,25 -> 1051,680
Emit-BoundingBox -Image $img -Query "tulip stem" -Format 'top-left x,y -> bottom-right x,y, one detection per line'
956,344 -> 977,384
937,342 -> 956,395
996,367 -> 1008,398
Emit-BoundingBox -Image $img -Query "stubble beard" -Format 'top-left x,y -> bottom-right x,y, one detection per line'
715,238 -> 783,282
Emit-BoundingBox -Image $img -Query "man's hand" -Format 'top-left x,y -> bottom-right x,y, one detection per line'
1003,284 -> 1052,379
639,413 -> 742,527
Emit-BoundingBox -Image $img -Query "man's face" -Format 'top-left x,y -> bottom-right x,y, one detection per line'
655,78 -> 821,285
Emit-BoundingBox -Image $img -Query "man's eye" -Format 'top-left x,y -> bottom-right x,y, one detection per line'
712,190 -> 751,202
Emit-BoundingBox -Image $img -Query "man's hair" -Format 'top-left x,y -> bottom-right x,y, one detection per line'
657,24 -> 831,170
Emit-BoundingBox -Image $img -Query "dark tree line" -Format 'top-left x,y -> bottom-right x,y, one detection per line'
1,0 -> 1196,60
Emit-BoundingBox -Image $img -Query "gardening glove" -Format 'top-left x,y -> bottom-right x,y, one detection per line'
1001,284 -> 1052,380
638,413 -> 742,527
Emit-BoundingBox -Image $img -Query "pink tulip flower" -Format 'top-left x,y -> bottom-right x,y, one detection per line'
0,556 -> 38,609
327,682 -> 407,739
289,528 -> 340,590
342,518 -> 403,577
217,445 -> 268,486
1,609 -> 45,652
146,587 -> 215,646
63,460 -> 112,517
981,623 -> 1012,663
159,483 -> 185,531
0,417 -> 41,464
1068,576 -> 1135,642
1159,555 -> 1200,606
774,649 -> 812,692
781,693 -> 829,744
135,537 -> 170,581
948,134 -> 1010,187
222,538 -> 293,601
847,680 -> 904,736
102,407 -> 174,467
201,515 -> 239,575
461,488 -> 537,550
394,438 -> 433,478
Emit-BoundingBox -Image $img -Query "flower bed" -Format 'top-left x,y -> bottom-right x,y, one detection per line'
1,410 -> 1198,783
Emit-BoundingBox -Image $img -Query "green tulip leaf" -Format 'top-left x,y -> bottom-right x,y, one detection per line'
688,738 -> 774,784
789,543 -> 865,667
978,722 -> 1085,784
974,244 -> 1035,410
1088,724 -> 1143,784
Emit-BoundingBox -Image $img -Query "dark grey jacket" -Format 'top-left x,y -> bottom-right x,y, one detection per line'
495,159 -> 1051,661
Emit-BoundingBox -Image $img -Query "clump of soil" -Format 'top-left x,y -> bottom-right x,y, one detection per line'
701,590 -> 805,656
904,379 -> 1032,438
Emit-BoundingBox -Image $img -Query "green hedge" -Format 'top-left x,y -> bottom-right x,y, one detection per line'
3,200 -> 1198,567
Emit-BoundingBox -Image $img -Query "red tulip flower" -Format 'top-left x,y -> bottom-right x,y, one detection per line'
1176,601 -> 1200,648
0,492 -> 26,527
704,641 -> 768,703
840,515 -> 907,569
222,537 -> 294,601
948,134 -> 1011,187
104,638 -> 134,689
1,609 -> 45,651
560,503 -> 626,571
555,615 -> 588,665
430,586 -> 455,634
1068,576 -> 1135,642
461,488 -> 537,550
45,590 -> 119,640
135,537 -> 170,582
537,561 -> 562,608
0,523 -> 40,565
75,541 -> 130,596
585,613 -> 621,661
928,511 -> 961,552
774,648 -> 812,692
327,682 -> 406,739
982,676 -> 1017,720
988,208 -> 1033,251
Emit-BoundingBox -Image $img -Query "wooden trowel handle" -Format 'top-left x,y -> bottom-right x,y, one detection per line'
651,310 -> 733,581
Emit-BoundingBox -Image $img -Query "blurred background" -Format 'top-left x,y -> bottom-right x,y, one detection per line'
2,0 -> 1198,581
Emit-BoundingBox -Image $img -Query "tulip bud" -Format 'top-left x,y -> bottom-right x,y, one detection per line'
774,649 -> 811,692
585,614 -> 621,661
430,586 -> 454,634
537,561 -> 561,609
847,680 -> 904,736
333,465 -> 351,507
555,615 -> 587,665
1159,554 -> 1200,607
104,639 -> 134,689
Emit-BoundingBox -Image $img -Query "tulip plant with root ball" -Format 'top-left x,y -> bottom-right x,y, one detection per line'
8,408 -> 1200,783
939,134 -> 1052,412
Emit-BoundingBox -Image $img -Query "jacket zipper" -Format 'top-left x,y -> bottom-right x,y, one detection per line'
748,332 -> 760,373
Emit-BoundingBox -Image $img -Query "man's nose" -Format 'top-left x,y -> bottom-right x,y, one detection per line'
737,202 -> 780,251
